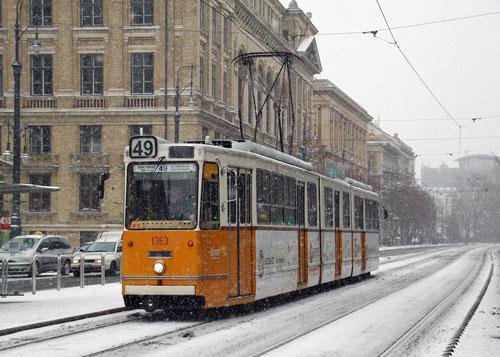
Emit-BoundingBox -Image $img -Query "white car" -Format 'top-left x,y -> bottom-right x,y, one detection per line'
71,231 -> 122,277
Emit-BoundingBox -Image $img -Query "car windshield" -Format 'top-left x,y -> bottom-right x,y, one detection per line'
0,237 -> 41,252
74,244 -> 91,253
126,162 -> 198,229
86,242 -> 116,252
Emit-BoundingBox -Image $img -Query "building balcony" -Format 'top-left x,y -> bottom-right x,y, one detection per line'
22,97 -> 57,109
23,154 -> 60,173
74,97 -> 107,109
125,96 -> 158,108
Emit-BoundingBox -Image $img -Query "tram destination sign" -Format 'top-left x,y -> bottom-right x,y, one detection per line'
129,136 -> 158,158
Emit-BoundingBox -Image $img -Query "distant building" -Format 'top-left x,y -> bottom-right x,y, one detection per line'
312,79 -> 372,183
367,122 -> 416,193
421,164 -> 460,189
421,154 -> 500,243
421,154 -> 499,189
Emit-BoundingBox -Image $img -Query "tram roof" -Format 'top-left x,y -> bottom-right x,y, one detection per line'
185,139 -> 314,172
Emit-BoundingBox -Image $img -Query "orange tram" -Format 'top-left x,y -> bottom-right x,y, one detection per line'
122,136 -> 380,312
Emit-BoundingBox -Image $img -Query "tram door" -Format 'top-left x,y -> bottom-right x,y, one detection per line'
361,233 -> 367,271
297,182 -> 307,285
228,168 -> 253,298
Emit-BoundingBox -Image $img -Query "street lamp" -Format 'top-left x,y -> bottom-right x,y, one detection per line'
174,64 -> 195,143
11,1 -> 44,238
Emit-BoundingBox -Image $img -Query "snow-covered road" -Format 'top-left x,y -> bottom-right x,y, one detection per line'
0,244 -> 498,356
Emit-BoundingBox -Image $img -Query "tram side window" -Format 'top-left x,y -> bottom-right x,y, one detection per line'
238,173 -> 252,224
334,190 -> 340,229
284,177 -> 297,225
271,173 -> 284,225
354,196 -> 364,230
228,171 -> 237,224
343,192 -> 351,229
307,182 -> 317,226
257,169 -> 271,223
201,163 -> 220,230
297,183 -> 305,226
366,199 -> 380,230
324,187 -> 333,227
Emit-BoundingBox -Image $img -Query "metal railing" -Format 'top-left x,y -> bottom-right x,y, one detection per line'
75,251 -> 122,289
30,254 -> 72,294
0,253 -> 121,296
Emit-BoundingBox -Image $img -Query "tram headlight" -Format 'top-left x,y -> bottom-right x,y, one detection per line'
153,261 -> 166,274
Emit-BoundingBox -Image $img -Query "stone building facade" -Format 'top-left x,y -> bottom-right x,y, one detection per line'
367,122 -> 416,193
312,78 -> 372,184
0,0 -> 320,246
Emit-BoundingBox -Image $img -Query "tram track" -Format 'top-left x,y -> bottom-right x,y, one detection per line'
248,246 -> 491,357
93,246 -> 476,356
0,310 -> 145,352
378,247 -> 494,356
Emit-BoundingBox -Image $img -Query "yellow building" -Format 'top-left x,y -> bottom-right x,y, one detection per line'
0,0 -> 320,246
312,78 -> 372,183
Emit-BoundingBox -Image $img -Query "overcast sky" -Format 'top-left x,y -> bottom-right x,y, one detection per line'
280,0 -> 500,176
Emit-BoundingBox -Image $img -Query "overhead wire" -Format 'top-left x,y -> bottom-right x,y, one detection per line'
375,0 -> 459,126
318,10 -> 500,36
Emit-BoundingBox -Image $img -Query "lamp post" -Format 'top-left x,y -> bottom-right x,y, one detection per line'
10,1 -> 43,238
173,64 -> 195,143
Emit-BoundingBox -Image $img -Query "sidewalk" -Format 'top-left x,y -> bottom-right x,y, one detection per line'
0,283 -> 124,332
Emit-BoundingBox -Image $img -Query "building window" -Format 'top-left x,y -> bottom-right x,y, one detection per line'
80,231 -> 97,245
223,16 -> 228,50
131,0 -> 153,25
30,126 -> 51,154
80,125 -> 101,154
81,54 -> 103,95
223,71 -> 227,105
31,55 -> 53,96
0,54 -> 3,96
200,0 -> 205,32
130,125 -> 152,137
81,0 -> 103,27
29,174 -> 51,212
31,0 -> 52,26
131,53 -> 154,94
79,174 -> 100,211
211,64 -> 217,100
212,7 -> 217,42
200,56 -> 205,95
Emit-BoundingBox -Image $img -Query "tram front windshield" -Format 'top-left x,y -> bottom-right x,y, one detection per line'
126,162 -> 198,229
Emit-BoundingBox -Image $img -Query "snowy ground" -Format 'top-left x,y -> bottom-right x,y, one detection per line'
0,244 -> 498,356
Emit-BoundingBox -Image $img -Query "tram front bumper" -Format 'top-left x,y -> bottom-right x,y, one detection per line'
124,285 -> 196,296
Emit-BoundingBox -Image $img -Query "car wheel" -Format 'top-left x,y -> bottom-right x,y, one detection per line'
107,261 -> 117,276
61,260 -> 71,276
73,269 -> 80,278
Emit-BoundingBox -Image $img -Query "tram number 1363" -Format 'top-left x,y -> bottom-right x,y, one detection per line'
129,136 -> 158,158
152,236 -> 168,245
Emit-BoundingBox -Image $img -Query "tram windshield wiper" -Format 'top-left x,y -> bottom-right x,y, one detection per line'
146,156 -> 166,182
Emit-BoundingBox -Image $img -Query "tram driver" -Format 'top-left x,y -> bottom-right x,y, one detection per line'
167,183 -> 196,222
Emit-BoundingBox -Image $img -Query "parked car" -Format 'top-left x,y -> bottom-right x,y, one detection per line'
0,234 -> 73,276
73,242 -> 92,254
71,231 -> 122,277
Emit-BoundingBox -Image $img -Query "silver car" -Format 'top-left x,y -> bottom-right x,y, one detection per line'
0,235 -> 73,276
71,239 -> 122,277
